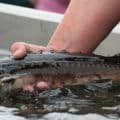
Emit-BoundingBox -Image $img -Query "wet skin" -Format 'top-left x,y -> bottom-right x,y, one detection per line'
11,0 -> 120,91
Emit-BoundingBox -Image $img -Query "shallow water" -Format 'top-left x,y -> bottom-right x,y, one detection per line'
0,82 -> 120,120
0,51 -> 120,120
0,107 -> 114,120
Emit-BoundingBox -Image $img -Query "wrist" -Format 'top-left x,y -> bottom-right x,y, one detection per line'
47,39 -> 93,55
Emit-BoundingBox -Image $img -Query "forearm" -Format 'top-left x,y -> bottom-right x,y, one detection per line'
47,0 -> 120,54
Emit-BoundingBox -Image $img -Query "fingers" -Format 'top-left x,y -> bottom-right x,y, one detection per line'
35,81 -> 49,90
21,75 -> 49,92
11,42 -> 48,59
23,84 -> 34,92
11,42 -> 27,59
11,42 -> 50,92
23,82 -> 49,92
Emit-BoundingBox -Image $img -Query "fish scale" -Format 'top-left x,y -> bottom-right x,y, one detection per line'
0,52 -> 120,89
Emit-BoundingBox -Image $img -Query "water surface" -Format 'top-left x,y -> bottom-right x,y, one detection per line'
0,82 -> 120,120
0,51 -> 120,120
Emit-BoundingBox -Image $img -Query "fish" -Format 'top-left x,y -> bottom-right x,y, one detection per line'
0,51 -> 120,91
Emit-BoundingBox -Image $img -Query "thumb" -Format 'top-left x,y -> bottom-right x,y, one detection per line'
11,42 -> 27,59
11,42 -> 49,59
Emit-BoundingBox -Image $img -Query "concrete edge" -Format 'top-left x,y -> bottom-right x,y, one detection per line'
0,3 -> 63,23
0,3 -> 119,34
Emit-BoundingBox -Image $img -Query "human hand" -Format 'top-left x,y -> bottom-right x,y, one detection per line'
11,42 -> 50,92
11,42 -> 48,59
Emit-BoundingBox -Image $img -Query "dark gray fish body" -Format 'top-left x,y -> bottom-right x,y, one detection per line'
0,52 -> 120,90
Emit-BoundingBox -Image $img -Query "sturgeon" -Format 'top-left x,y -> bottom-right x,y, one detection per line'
0,52 -> 120,91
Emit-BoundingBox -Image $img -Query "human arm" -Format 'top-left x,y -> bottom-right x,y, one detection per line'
11,0 -> 120,58
47,0 -> 120,54
11,0 -> 120,91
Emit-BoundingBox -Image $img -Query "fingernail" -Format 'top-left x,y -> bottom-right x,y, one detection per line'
13,50 -> 22,59
13,50 -> 18,57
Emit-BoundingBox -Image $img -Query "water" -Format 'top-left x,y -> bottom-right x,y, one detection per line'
0,50 -> 120,120
0,82 -> 120,120
0,108 -> 113,120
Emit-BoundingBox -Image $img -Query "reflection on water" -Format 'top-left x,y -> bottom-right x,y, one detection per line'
0,83 -> 120,120
0,107 -> 113,120
0,106 -> 25,120
0,50 -> 120,120
40,113 -> 112,120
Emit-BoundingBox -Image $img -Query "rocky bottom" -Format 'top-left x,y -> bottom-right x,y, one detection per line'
0,79 -> 120,120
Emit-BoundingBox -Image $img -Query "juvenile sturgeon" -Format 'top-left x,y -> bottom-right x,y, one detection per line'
0,52 -> 120,91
